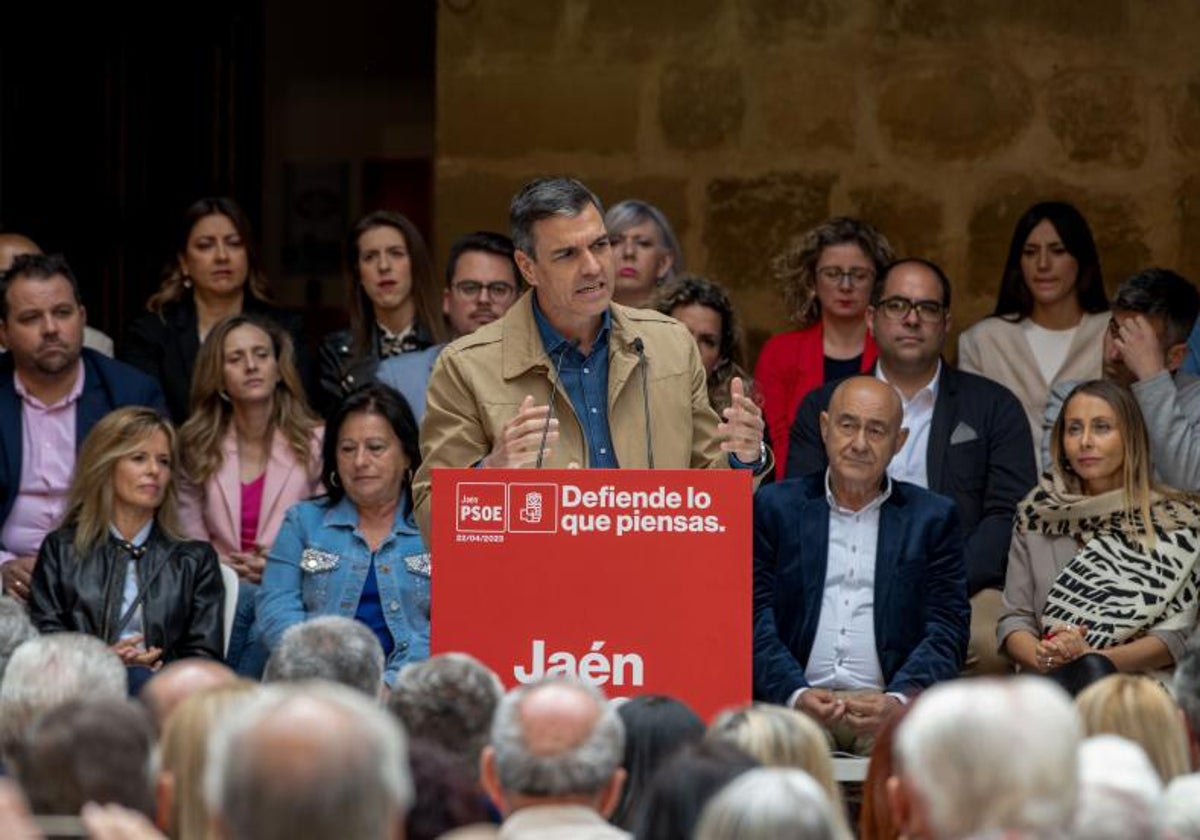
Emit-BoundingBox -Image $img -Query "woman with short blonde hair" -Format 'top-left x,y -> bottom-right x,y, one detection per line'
1076,674 -> 1191,783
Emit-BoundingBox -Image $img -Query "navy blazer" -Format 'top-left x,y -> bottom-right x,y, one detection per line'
0,349 -> 167,540
785,363 -> 1036,595
752,472 -> 969,705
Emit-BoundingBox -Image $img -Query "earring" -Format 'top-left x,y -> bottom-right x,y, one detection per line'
183,274 -> 193,289
218,389 -> 231,403
329,471 -> 341,488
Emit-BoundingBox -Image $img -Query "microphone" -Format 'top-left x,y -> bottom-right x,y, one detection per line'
632,337 -> 654,469
536,339 -> 577,468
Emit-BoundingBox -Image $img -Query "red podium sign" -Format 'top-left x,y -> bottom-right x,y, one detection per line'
431,469 -> 752,720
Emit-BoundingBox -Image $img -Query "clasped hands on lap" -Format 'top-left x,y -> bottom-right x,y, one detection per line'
794,687 -> 900,736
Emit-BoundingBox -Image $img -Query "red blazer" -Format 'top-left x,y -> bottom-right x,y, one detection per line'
754,323 -> 876,478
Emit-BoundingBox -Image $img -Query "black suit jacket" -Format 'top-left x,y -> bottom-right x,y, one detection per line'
121,293 -> 311,424
753,472 -> 969,704
0,349 -> 166,539
785,363 -> 1036,594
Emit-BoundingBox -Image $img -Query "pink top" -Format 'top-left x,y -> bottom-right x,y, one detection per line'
240,473 -> 266,553
0,362 -> 85,564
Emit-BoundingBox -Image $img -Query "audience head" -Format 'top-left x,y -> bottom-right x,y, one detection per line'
1072,734 -> 1166,840
388,653 -> 503,774
707,704 -> 840,811
149,196 -> 268,314
695,767 -> 849,840
63,406 -> 179,554
140,658 -> 238,734
0,634 -> 126,764
0,253 -> 86,379
1105,267 -> 1200,386
1165,774 -> 1200,840
481,676 -> 625,817
1075,674 -> 1190,784
323,382 -> 421,512
1174,639 -> 1200,766
159,681 -> 258,840
868,258 -> 951,378
995,200 -> 1107,320
442,231 -> 521,338
773,216 -> 893,330
1050,380 -> 1154,520
820,376 -> 907,500
634,740 -> 757,840
604,199 -> 683,306
205,682 -> 412,840
858,701 -> 911,840
264,615 -> 386,698
890,676 -> 1081,839
13,699 -> 155,819
405,738 -> 491,840
346,210 -> 446,353
0,232 -> 41,273
0,597 -> 37,685
611,695 -> 705,829
655,274 -> 748,410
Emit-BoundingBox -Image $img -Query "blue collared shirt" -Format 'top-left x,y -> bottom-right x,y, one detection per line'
533,298 -> 618,468
110,519 -> 153,643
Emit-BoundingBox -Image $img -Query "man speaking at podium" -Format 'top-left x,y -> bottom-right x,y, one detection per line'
413,177 -> 770,540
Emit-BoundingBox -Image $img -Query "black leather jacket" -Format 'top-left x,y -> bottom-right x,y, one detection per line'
317,322 -> 437,416
28,525 -> 224,662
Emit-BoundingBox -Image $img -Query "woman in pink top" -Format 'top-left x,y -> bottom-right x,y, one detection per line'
754,218 -> 893,477
177,313 -> 324,674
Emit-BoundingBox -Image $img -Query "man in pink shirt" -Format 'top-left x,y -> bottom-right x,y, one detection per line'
0,254 -> 164,602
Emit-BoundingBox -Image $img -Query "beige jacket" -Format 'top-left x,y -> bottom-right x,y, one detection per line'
412,293 -> 757,542
957,311 -> 1107,467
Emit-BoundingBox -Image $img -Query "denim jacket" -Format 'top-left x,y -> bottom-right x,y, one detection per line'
258,496 -> 430,684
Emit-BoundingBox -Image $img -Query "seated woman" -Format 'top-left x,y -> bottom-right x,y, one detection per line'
605,199 -> 684,308
258,382 -> 429,686
177,314 -> 324,676
28,407 -> 224,668
958,201 -> 1110,467
318,211 -> 448,414
753,217 -> 892,477
656,274 -> 753,415
122,196 -> 308,425
998,380 -> 1200,691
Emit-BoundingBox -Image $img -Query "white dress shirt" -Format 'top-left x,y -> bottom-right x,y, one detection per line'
878,361 -> 941,488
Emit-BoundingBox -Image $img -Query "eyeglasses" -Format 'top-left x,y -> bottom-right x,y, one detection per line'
876,296 -> 946,323
816,266 -> 874,288
451,281 -> 518,302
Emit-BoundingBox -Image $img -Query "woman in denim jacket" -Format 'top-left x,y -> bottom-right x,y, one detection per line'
258,383 -> 429,685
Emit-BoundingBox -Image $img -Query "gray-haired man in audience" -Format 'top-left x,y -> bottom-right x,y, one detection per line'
205,682 -> 411,840
888,676 -> 1080,839
263,615 -> 386,699
482,676 -> 628,839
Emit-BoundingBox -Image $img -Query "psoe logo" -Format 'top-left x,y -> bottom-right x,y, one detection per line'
456,482 -> 507,533
507,483 -> 558,533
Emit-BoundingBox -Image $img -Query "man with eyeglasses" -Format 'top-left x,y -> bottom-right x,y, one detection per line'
377,231 -> 521,421
787,258 -> 1036,676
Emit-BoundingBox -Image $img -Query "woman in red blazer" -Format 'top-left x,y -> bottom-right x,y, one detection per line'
754,217 -> 893,477
177,313 -> 324,675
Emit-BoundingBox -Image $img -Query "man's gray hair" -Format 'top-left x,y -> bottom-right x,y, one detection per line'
204,682 -> 412,840
388,652 -> 503,768
491,676 -> 624,798
0,634 -> 126,761
895,676 -> 1081,838
0,596 -> 37,683
1165,774 -> 1200,840
263,615 -> 384,697
1072,735 -> 1165,840
694,768 -> 851,840
509,176 -> 603,258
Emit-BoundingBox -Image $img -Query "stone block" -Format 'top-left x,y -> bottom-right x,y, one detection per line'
1045,68 -> 1146,167
756,63 -> 855,152
583,176 -> 691,245
438,1 -> 566,60
659,62 -> 746,151
738,0 -> 836,44
1170,77 -> 1200,155
1176,176 -> 1200,283
440,69 -> 640,158
876,60 -> 1032,160
580,0 -> 724,62
847,183 -> 944,262
875,0 -> 1128,40
702,170 -> 836,294
433,170 -> 528,266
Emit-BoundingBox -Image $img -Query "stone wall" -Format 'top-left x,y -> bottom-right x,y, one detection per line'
435,0 -> 1200,360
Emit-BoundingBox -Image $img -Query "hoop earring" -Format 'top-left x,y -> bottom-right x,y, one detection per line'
218,389 -> 231,403
329,471 -> 341,488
